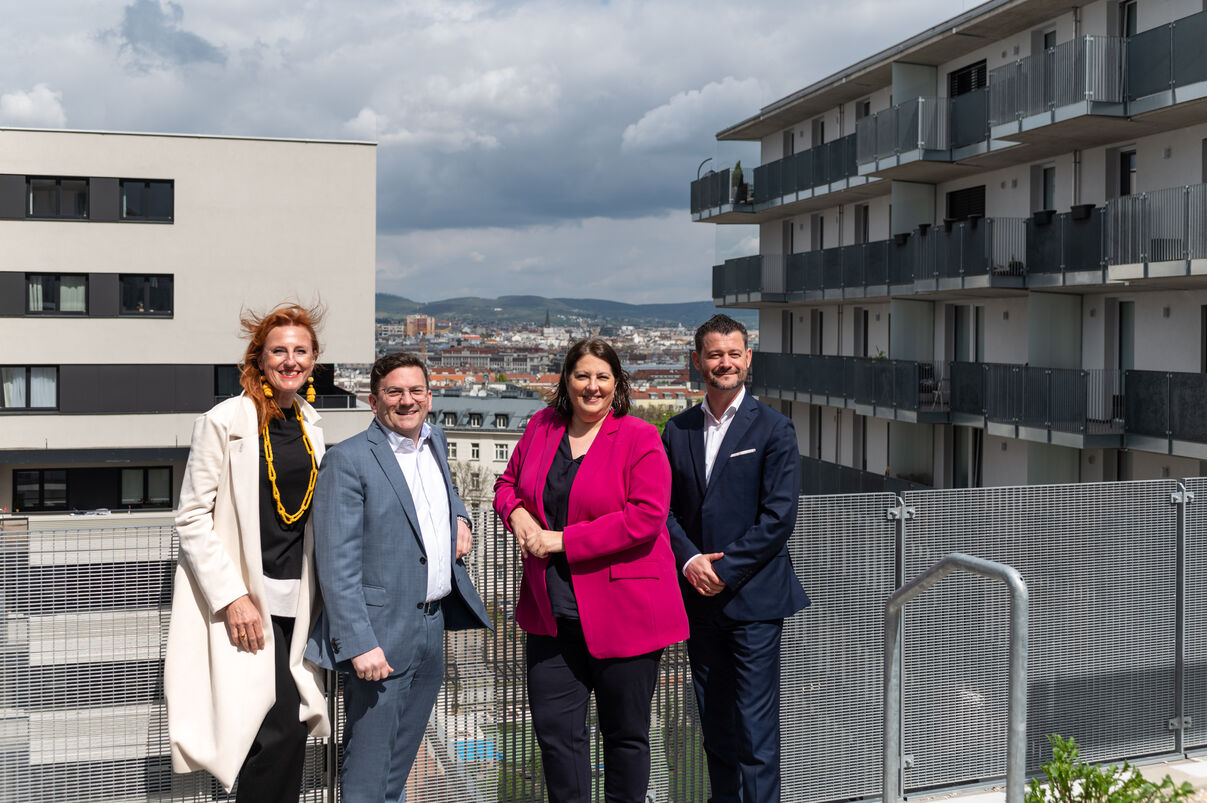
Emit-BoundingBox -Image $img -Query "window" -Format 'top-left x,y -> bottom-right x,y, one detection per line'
442,412 -> 457,426
448,441 -> 458,459
1042,166 -> 1056,210
27,177 -> 88,219
495,443 -> 508,461
27,274 -> 87,314
1120,150 -> 1137,197
0,366 -> 57,409
120,179 -> 173,221
811,117 -> 825,146
119,275 -> 173,315
1120,0 -> 1138,37
14,469 -> 68,512
946,185 -> 986,221
855,99 -> 871,120
120,467 -> 172,508
471,442 -> 480,460
468,413 -> 482,428
948,60 -> 987,97
494,414 -> 508,428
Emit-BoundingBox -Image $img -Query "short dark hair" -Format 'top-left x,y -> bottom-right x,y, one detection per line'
549,338 -> 631,419
694,313 -> 749,353
370,352 -> 430,395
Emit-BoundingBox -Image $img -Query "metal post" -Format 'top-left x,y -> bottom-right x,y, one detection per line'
883,553 -> 1029,803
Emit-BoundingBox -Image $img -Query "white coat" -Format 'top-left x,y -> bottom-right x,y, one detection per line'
165,394 -> 330,791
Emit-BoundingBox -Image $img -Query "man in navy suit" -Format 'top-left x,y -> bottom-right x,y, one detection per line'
306,352 -> 490,803
663,315 -> 810,803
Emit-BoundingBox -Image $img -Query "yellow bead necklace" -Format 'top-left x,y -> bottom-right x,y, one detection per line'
262,401 -> 317,525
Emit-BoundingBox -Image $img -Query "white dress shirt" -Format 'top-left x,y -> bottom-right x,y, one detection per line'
702,386 -> 746,483
684,387 -> 746,575
386,424 -> 452,602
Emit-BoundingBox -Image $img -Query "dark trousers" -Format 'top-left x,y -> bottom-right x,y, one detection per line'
527,619 -> 663,803
687,614 -> 784,803
236,616 -> 308,803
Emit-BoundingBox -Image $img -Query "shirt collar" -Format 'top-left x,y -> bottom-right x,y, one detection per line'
385,421 -> 433,454
702,386 -> 745,426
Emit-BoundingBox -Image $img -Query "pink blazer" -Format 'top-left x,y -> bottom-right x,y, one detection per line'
494,407 -> 689,659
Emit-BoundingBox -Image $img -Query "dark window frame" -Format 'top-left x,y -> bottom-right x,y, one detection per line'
0,365 -> 59,411
26,176 -> 89,220
118,274 -> 174,317
119,179 -> 174,223
948,60 -> 988,98
119,466 -> 174,509
26,273 -> 89,315
13,468 -> 68,512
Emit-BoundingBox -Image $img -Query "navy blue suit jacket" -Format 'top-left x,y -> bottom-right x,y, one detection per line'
663,392 -> 810,621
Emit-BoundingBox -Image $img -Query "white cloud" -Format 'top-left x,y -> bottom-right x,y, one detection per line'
622,77 -> 763,153
0,84 -> 67,128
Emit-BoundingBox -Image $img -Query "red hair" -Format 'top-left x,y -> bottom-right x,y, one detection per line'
238,302 -> 324,429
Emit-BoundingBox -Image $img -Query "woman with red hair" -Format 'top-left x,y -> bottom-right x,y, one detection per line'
165,303 -> 330,801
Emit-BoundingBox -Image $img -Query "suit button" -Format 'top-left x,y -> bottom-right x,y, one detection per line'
420,557 -> 427,565
416,603 -> 423,609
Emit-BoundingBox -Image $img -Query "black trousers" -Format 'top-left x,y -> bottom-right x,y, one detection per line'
236,615 -> 309,803
527,619 -> 663,803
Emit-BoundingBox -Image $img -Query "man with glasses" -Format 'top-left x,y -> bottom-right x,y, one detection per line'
307,352 -> 490,803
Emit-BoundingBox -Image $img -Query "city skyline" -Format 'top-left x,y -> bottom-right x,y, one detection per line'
0,0 -> 974,304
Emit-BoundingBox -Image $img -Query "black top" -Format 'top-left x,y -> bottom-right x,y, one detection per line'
258,406 -> 312,581
543,433 -> 583,619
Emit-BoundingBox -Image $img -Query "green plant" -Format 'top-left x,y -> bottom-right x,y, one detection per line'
1026,734 -> 1193,803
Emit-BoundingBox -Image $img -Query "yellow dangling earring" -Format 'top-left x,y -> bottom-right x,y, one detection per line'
261,377 -> 274,398
305,377 -> 316,403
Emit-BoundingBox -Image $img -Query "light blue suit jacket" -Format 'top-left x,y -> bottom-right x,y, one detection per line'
305,418 -> 490,674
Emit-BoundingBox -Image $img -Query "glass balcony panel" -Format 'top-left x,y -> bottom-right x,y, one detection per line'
1127,25 -> 1172,100
950,88 -> 988,149
950,361 -> 985,415
1169,372 -> 1207,443
1172,11 -> 1207,88
1125,370 -> 1169,438
865,241 -> 889,285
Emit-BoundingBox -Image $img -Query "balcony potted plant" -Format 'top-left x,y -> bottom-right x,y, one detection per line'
1032,209 -> 1055,225
1071,202 -> 1095,221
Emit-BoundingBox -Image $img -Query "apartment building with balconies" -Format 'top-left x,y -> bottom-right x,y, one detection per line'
0,128 -> 376,514
692,0 -> 1207,491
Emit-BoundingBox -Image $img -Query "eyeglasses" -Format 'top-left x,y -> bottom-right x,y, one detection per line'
378,386 -> 429,402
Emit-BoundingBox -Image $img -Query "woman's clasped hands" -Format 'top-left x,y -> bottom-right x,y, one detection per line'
508,507 -> 565,560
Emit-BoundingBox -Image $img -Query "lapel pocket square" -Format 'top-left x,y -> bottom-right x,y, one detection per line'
730,448 -> 756,458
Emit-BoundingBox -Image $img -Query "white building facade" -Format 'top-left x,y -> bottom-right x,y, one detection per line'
0,128 -> 376,513
695,0 -> 1207,490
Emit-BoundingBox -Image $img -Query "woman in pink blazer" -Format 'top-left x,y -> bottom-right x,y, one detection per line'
494,337 -> 688,803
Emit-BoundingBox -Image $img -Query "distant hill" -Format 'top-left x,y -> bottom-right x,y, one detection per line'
375,293 -> 758,329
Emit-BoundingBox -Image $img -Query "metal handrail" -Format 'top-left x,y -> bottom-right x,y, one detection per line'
883,551 -> 1029,803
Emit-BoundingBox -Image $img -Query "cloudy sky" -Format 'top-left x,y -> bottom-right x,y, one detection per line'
0,0 -> 975,303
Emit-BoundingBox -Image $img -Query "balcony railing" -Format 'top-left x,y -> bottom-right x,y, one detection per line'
856,96 -> 949,164
1026,207 -> 1105,275
753,351 -> 943,412
949,362 -> 1120,435
712,254 -> 785,299
1124,370 -> 1207,446
989,35 -> 1126,125
1127,9 -> 1207,101
1105,184 -> 1207,265
750,134 -> 860,205
689,167 -> 733,214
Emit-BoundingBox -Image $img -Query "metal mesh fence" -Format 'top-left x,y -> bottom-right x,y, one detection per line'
783,493 -> 897,802
3,475 -> 1207,802
899,481 -> 1179,792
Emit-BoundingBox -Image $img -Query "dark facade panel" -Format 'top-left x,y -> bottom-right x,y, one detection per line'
88,273 -> 120,317
89,177 -> 120,222
58,365 -> 214,414
0,174 -> 24,219
0,272 -> 25,315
